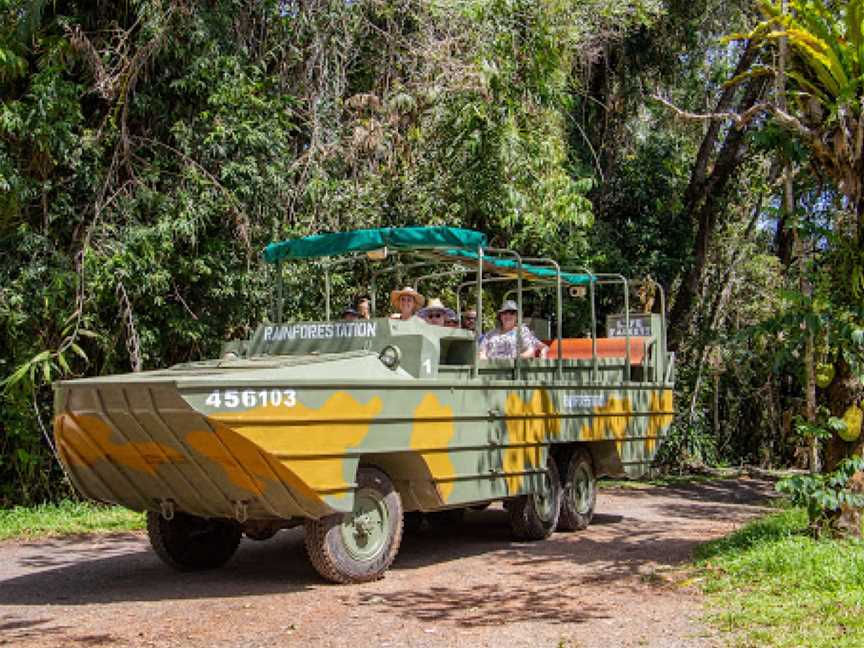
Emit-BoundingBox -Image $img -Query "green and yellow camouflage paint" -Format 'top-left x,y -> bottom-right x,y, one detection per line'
53,315 -> 675,521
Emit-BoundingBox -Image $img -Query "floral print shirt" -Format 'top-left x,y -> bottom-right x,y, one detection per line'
479,324 -> 542,359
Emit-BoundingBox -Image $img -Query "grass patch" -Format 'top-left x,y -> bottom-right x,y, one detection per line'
696,505 -> 864,648
0,500 -> 145,541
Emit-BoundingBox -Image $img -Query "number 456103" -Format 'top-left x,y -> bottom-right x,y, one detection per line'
205,389 -> 297,409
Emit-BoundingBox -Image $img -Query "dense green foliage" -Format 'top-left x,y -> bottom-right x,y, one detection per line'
778,456 -> 864,531
696,506 -> 864,647
0,0 -> 616,504
1,0 -> 863,505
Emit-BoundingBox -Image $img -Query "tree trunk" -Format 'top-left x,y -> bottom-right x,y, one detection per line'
823,358 -> 864,537
668,74 -> 769,349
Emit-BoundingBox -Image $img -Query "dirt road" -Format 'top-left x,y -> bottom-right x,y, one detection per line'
0,479 -> 776,648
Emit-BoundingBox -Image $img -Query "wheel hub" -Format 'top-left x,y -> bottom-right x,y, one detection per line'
571,465 -> 592,514
532,470 -> 556,521
353,514 -> 376,537
340,487 -> 389,561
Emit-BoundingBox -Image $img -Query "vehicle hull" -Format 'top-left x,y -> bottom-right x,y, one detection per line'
54,375 -> 673,520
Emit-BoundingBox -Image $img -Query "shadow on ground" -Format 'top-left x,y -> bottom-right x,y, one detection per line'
0,477 -> 777,633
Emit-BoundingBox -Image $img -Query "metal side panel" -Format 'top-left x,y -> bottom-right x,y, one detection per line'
53,384 -> 332,520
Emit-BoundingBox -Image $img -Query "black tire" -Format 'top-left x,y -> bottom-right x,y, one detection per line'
506,456 -> 562,541
146,511 -> 241,571
557,448 -> 597,531
304,466 -> 403,584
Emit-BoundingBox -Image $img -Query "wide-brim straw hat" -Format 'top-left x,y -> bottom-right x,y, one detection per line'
390,286 -> 426,310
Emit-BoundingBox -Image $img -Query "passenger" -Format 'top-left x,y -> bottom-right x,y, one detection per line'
341,305 -> 359,321
479,300 -> 548,360
418,298 -> 450,326
461,309 -> 477,331
355,296 -> 371,320
390,286 -> 425,320
444,311 -> 459,328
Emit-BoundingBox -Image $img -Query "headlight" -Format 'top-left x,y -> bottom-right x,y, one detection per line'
379,345 -> 401,369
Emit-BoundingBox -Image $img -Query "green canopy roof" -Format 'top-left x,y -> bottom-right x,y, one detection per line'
438,249 -> 594,285
263,226 -> 487,263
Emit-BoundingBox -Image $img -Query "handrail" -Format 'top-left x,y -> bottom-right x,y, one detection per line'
462,260 -> 595,383
413,266 -> 474,293
518,257 -> 562,380
319,254 -> 374,321
270,235 -> 669,388
593,274 -> 630,383
561,265 -> 598,381
483,247 -> 524,380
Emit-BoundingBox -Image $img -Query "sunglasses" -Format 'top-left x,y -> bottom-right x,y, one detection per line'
427,311 -> 445,319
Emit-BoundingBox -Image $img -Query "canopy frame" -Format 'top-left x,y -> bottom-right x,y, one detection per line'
262,226 -> 667,385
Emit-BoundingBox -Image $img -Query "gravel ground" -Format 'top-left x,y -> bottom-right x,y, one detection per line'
0,478 -> 777,648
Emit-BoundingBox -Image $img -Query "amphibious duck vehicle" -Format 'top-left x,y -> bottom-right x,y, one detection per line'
53,226 -> 675,583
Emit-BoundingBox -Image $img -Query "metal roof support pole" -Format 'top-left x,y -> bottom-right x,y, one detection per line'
266,262 -> 273,323
370,272 -> 377,317
473,247 -> 483,379
276,260 -> 284,323
623,278 -> 631,383
395,252 -> 403,287
590,277 -> 597,383
483,247 -> 524,379
515,254 -> 523,381
517,256 -> 564,381
324,262 -> 331,322
560,265 -> 598,384
657,283 -> 667,384
556,265 -> 563,381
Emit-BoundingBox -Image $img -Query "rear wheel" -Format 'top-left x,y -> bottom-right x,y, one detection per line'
304,466 -> 403,584
147,511 -> 241,571
557,449 -> 597,531
506,456 -> 562,540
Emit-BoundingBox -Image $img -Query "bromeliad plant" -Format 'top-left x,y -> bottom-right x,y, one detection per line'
728,0 -> 864,224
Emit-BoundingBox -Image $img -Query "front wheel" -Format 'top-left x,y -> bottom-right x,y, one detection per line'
304,466 -> 403,584
557,449 -> 596,531
147,511 -> 241,571
506,456 -> 562,541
